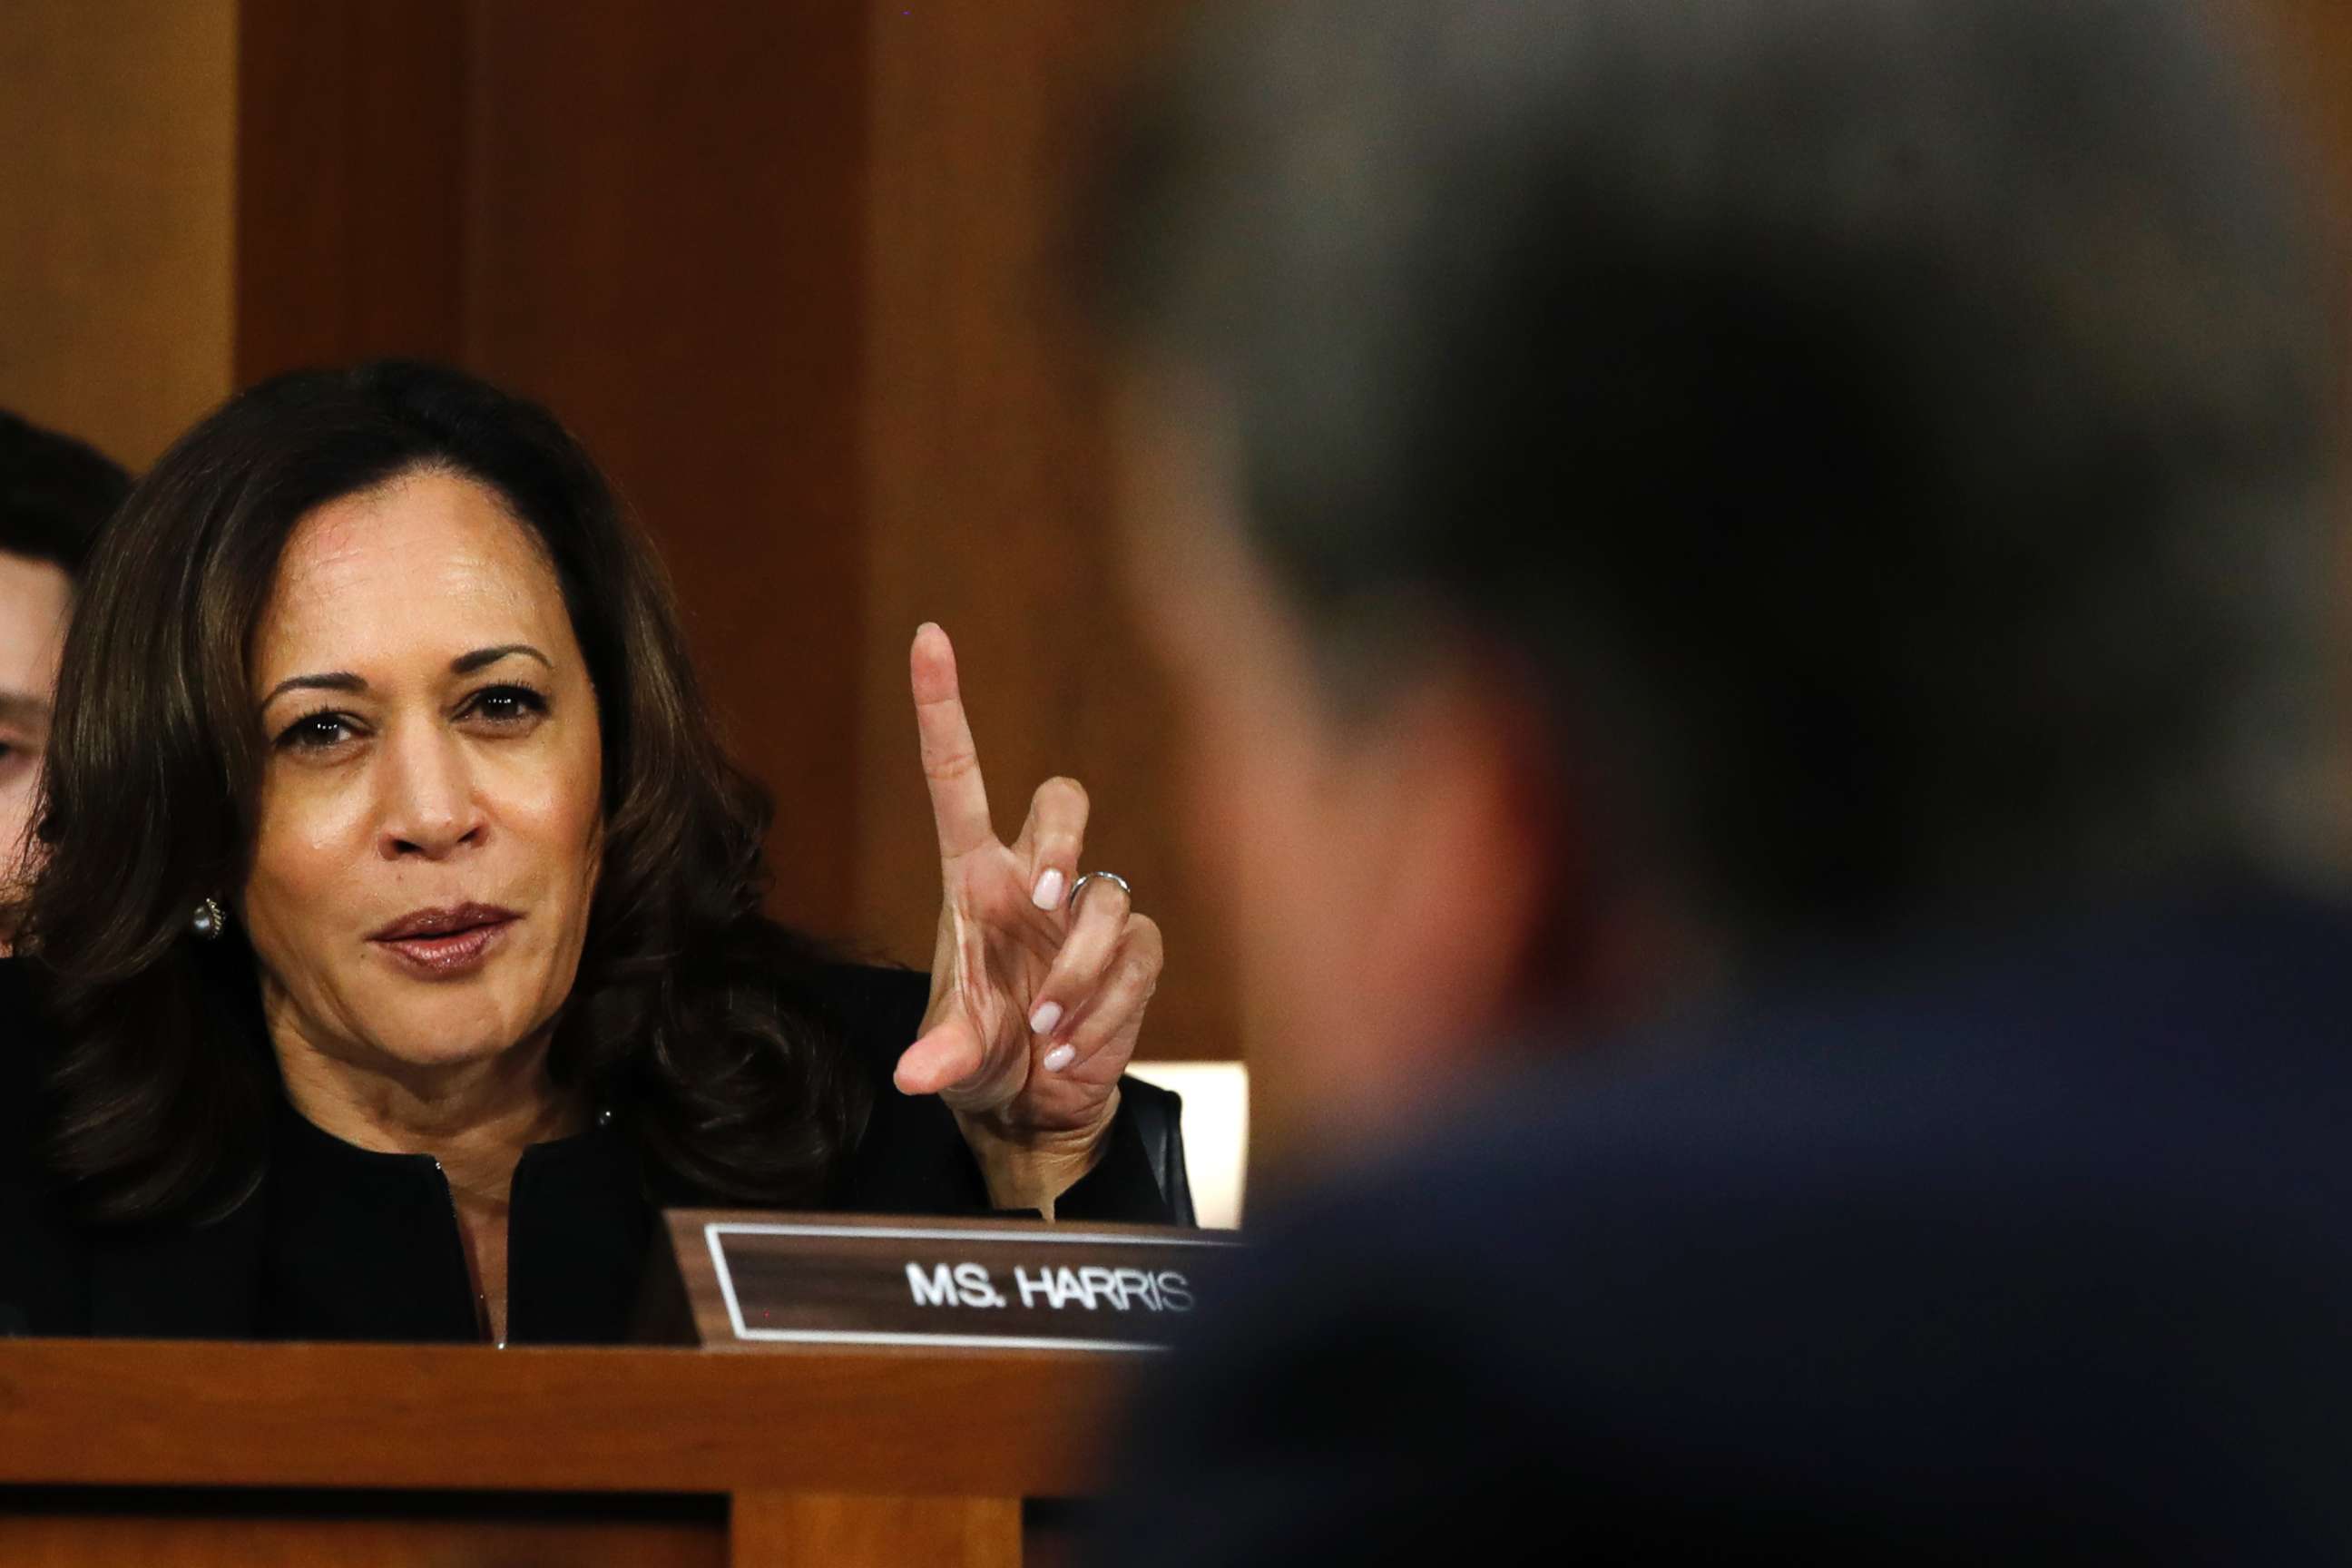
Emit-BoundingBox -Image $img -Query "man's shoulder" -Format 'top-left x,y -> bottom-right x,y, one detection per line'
1097,889 -> 2352,1563
1278,885 -> 2352,1299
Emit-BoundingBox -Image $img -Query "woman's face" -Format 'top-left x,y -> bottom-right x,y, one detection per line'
243,468 -> 603,1080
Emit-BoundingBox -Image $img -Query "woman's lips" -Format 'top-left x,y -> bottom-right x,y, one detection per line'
373,916 -> 516,978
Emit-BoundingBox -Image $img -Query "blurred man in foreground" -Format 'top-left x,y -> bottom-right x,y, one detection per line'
0,412 -> 125,898
1090,0 -> 2352,1557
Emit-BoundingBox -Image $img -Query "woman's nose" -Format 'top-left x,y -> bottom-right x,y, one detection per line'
375,725 -> 487,861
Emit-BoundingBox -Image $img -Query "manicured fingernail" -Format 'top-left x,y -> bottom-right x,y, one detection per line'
1032,868 -> 1065,911
1029,1000 -> 1063,1036
1042,1044 -> 1076,1073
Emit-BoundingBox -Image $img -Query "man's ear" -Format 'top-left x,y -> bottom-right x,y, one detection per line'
1340,660 -> 1570,1063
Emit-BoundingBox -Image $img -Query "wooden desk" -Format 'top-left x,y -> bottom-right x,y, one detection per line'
0,1338 -> 1132,1565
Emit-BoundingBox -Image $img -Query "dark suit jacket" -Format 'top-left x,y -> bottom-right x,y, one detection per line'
0,959 -> 1193,1341
1093,886 -> 2352,1563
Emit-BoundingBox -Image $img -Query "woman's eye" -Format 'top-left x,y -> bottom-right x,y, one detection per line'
464,685 -> 548,726
276,712 -> 357,751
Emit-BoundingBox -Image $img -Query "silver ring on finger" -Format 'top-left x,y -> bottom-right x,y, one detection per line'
1067,870 -> 1132,920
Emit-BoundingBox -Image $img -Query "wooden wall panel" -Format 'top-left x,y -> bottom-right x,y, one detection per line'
2258,0 -> 2352,394
234,0 -> 466,379
2260,1 -> 2352,206
858,2 -> 1236,1060
0,0 -> 234,468
462,2 -> 870,938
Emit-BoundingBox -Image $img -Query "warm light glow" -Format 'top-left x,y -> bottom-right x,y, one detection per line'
1125,1063 -> 1249,1230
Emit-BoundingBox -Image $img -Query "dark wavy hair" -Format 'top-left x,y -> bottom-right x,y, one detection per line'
0,407 -> 129,579
14,359 -> 867,1223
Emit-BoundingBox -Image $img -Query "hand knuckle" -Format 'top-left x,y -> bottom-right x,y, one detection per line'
924,746 -> 979,783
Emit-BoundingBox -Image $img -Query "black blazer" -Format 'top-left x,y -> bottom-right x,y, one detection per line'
0,958 -> 1192,1342
1092,886 -> 2352,1563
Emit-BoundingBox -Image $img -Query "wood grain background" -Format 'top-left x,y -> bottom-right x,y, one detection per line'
0,0 -> 234,469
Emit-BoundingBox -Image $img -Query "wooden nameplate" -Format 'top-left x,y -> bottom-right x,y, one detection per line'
636,1210 -> 1240,1353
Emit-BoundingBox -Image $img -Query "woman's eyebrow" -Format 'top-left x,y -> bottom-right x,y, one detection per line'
452,644 -> 553,675
258,671 -> 367,710
255,647 -> 551,711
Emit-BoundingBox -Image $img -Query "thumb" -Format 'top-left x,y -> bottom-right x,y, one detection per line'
894,1014 -> 987,1097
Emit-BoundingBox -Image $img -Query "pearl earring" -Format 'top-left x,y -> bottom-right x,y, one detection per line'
191,897 -> 226,942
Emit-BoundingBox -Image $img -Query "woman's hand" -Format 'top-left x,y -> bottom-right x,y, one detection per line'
891,624 -> 1164,1213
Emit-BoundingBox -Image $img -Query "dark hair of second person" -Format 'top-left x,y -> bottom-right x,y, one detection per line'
0,410 -> 129,897
0,409 -> 128,578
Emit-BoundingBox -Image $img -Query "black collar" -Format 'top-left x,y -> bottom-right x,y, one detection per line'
259,1100 -> 654,1343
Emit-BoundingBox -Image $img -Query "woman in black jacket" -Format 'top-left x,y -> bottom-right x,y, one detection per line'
0,360 -> 1186,1344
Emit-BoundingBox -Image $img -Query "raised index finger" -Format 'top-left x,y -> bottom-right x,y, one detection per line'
909,622 -> 995,862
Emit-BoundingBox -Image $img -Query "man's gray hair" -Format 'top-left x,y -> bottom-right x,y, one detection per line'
1096,0 -> 2347,953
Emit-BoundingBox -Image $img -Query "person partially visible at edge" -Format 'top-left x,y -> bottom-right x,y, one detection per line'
0,410 -> 128,919
0,360 -> 1187,1346
1086,0 -> 2352,1558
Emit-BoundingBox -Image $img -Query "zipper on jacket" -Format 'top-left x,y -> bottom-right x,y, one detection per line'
430,1158 -> 503,1348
